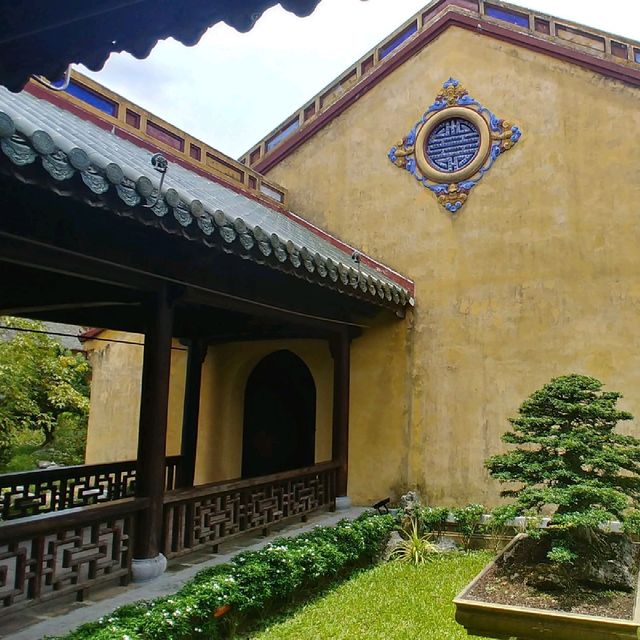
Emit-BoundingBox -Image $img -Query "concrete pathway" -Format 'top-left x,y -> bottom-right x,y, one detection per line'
3,507 -> 366,640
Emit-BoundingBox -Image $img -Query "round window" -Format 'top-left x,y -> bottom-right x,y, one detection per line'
425,117 -> 481,173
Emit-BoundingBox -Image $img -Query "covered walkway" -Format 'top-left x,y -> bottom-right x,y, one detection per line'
0,76 -> 412,620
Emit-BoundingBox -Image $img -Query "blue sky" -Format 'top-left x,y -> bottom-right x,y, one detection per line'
79,0 -> 640,159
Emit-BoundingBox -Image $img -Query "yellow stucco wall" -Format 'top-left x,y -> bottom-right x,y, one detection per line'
194,340 -> 333,485
84,330 -> 186,463
265,26 -> 640,506
84,333 -> 334,486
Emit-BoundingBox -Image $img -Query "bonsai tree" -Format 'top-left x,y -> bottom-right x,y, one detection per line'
486,374 -> 640,566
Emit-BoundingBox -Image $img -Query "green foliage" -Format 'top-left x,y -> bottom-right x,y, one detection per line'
623,510 -> 640,536
250,552 -> 492,640
54,513 -> 395,640
0,317 -> 90,468
389,517 -> 439,565
485,374 -> 640,563
482,504 -> 519,551
415,506 -> 449,539
38,413 -> 88,467
451,503 -> 485,550
547,542 -> 578,565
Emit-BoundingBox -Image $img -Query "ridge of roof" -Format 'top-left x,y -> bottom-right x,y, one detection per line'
0,88 -> 414,311
241,0 -> 640,173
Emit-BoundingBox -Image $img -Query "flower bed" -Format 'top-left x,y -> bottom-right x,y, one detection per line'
51,513 -> 395,640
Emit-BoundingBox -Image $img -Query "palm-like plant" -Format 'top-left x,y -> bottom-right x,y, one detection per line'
389,518 -> 439,565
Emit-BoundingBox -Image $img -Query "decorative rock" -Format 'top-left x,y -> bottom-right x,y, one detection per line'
37,460 -> 58,468
435,536 -> 460,552
510,534 -> 639,593
400,490 -> 420,512
575,536 -> 638,591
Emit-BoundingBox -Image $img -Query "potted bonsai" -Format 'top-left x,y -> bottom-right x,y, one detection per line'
455,374 -> 640,640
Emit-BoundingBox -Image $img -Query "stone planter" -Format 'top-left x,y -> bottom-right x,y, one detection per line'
454,534 -> 640,640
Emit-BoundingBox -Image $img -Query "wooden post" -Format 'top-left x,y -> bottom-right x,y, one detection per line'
177,339 -> 206,488
330,330 -> 351,497
134,289 -> 174,559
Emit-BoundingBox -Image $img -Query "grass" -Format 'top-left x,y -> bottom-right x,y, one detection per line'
246,551 -> 492,640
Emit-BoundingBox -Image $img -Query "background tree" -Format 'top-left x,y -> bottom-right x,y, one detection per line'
486,374 -> 640,563
0,316 -> 90,469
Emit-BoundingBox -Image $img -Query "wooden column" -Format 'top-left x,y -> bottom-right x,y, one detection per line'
134,289 -> 174,559
177,339 -> 206,488
330,330 -> 351,497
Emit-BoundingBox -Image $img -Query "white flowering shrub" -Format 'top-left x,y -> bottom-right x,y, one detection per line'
55,513 -> 395,640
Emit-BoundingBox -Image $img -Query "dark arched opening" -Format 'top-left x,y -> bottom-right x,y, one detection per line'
242,350 -> 316,478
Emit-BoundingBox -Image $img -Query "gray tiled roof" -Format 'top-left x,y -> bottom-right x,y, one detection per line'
0,88 -> 413,310
0,322 -> 84,351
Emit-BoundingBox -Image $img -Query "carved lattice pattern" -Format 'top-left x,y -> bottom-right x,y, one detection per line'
0,499 -> 145,617
162,462 -> 338,558
0,457 -> 181,520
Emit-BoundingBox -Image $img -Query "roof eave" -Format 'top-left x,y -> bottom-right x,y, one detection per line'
0,106 -> 413,315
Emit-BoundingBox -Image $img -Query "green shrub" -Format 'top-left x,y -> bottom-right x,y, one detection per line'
486,374 -> 640,564
415,506 -> 449,539
54,513 -> 395,640
623,510 -> 640,537
482,503 -> 519,551
451,503 -> 485,550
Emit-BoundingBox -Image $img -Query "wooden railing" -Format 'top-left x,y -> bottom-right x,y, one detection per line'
0,497 -> 147,617
0,456 -> 181,520
162,461 -> 339,558
0,463 -> 337,616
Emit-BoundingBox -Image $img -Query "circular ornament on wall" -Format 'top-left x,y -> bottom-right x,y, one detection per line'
388,78 -> 521,213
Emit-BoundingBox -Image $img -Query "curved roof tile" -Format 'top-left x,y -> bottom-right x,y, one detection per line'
0,87 -> 414,312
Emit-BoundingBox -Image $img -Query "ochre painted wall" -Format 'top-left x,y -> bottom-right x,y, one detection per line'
265,26 -> 640,506
84,331 -> 186,463
194,340 -> 334,485
84,333 -> 334,486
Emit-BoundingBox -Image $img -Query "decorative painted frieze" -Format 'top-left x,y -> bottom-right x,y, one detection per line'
388,78 -> 521,213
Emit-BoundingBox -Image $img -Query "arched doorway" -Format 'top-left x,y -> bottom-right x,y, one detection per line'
241,350 -> 316,478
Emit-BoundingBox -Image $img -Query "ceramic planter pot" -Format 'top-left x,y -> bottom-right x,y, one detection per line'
454,534 -> 640,640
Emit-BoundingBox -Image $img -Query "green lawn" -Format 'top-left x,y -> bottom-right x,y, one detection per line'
248,551 -> 492,640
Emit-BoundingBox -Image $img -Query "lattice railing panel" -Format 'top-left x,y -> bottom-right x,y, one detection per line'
0,457 -> 180,520
163,462 -> 338,558
0,498 -> 146,617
